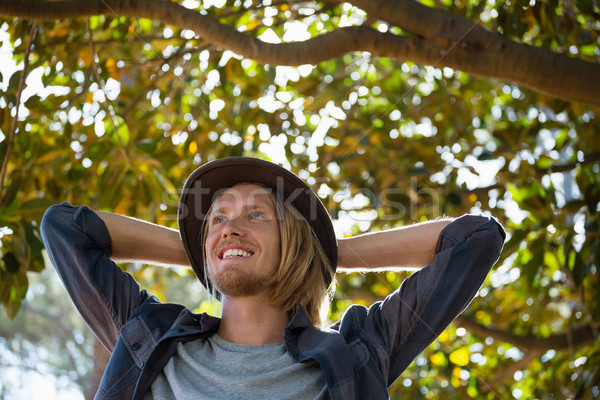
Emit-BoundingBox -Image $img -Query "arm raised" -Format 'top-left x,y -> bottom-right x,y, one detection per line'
94,211 -> 189,267
337,218 -> 453,271
345,214 -> 506,382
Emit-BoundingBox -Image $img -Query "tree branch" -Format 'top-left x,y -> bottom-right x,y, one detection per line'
454,315 -> 599,352
85,18 -> 131,166
339,287 -> 599,352
0,21 -> 37,203
344,0 -> 490,44
535,152 -> 600,176
1,0 -> 599,105
347,0 -> 600,107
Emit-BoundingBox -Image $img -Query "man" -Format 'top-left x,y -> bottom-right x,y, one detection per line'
41,157 -> 505,400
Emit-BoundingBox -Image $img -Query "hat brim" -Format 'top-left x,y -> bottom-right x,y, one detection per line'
178,157 -> 337,291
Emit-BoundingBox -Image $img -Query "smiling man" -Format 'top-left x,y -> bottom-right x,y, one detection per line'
206,185 -> 282,298
41,157 -> 505,400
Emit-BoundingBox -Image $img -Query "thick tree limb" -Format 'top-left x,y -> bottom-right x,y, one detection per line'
340,288 -> 598,352
454,315 -> 599,351
343,0 -> 490,44
1,0 -> 599,106
347,0 -> 600,107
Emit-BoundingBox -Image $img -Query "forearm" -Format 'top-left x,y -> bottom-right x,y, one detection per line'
337,218 -> 453,271
95,211 -> 189,267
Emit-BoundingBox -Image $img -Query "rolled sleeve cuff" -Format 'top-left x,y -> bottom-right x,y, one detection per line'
71,203 -> 113,258
438,214 -> 506,253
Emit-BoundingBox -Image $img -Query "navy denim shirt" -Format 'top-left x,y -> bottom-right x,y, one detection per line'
41,203 -> 505,400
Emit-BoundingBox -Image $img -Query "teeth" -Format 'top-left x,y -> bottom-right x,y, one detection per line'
223,249 -> 252,259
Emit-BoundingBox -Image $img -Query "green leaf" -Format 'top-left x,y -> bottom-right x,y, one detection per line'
138,18 -> 154,33
16,270 -> 28,299
4,283 -> 22,319
406,167 -> 429,175
571,252 -> 586,287
8,70 -> 22,92
25,223 -> 44,261
544,251 -> 560,271
1,175 -> 22,208
98,165 -> 127,209
89,15 -> 102,30
88,140 -> 113,161
576,0 -> 595,14
2,252 -> 19,274
536,154 -> 554,169
503,228 -> 527,254
477,151 -> 495,161
0,271 -> 11,303
105,115 -> 130,147
563,199 -> 586,213
522,236 -> 546,286
19,198 -> 57,220
134,138 -> 157,155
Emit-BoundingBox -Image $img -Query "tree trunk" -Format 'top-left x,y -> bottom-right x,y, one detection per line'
87,339 -> 110,400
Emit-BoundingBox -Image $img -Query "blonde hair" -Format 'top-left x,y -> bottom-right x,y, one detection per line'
201,184 -> 334,327
269,197 -> 334,327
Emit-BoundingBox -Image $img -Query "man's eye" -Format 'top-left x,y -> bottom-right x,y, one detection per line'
250,212 -> 266,220
213,216 -> 226,224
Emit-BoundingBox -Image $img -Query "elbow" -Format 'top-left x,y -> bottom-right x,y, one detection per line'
439,214 -> 505,253
488,217 -> 506,254
474,217 -> 506,268
41,203 -> 61,240
40,202 -> 72,245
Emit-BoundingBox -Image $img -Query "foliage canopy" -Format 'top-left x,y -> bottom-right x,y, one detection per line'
0,0 -> 599,398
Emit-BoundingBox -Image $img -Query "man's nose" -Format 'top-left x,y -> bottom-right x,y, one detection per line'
221,217 -> 245,238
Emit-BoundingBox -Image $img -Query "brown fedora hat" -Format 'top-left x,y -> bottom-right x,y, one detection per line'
178,157 -> 337,290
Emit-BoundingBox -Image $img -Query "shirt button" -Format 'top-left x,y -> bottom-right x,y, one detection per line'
132,343 -> 141,350
140,361 -> 145,368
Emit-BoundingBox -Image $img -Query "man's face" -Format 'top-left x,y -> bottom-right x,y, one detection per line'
204,184 -> 281,298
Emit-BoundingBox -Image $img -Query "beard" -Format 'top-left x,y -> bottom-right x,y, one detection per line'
209,265 -> 273,297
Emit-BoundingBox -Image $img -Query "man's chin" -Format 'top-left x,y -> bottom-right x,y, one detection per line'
211,271 -> 269,298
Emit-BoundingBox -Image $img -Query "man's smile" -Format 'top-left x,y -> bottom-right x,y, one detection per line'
221,248 -> 253,259
217,243 -> 256,260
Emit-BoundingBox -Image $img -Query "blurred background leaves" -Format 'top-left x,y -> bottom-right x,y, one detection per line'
0,0 -> 599,398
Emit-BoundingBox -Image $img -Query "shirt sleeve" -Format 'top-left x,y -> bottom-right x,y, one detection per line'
360,214 -> 506,386
41,202 -> 152,352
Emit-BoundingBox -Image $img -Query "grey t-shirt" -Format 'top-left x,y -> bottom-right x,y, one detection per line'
146,334 -> 328,399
